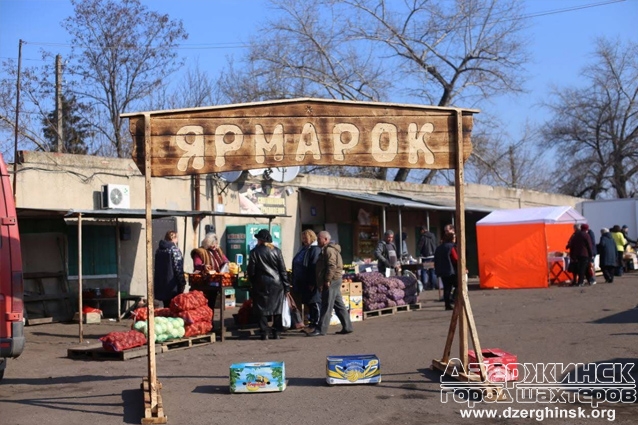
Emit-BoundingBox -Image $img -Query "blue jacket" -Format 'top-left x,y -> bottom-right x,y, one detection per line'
597,233 -> 617,267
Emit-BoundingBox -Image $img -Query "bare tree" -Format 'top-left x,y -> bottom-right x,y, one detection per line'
146,59 -> 220,111
0,57 -> 53,156
341,0 -> 529,183
218,0 -> 529,183
542,38 -> 638,199
466,117 -> 552,191
61,0 -> 187,157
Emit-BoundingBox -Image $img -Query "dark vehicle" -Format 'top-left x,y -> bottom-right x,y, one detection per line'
0,154 -> 24,381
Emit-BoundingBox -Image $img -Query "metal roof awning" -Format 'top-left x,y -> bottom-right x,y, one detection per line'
378,191 -> 496,213
301,188 -> 440,210
18,207 -> 289,220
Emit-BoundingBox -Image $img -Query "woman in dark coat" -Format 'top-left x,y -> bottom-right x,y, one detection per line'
291,229 -> 322,331
153,231 -> 186,308
597,228 -> 617,283
247,229 -> 290,340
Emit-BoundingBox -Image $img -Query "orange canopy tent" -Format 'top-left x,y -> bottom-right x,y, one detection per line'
477,206 -> 586,289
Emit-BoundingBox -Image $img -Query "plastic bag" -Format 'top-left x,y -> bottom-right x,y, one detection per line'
281,295 -> 291,328
287,293 -> 304,330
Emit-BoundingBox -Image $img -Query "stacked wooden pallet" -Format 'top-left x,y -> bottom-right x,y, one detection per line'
66,333 -> 216,360
363,303 -> 422,319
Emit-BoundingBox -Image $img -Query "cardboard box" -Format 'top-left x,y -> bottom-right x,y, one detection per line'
350,308 -> 363,322
73,312 -> 101,324
340,282 -> 350,294
230,361 -> 286,393
326,354 -> 381,385
349,281 -> 362,296
329,295 -> 351,325
225,295 -> 236,308
349,295 -> 362,309
468,348 -> 518,382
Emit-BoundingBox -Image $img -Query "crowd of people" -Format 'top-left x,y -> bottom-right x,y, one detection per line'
566,223 -> 636,286
152,221 -> 464,341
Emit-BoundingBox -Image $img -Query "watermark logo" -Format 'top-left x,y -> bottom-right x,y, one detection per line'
440,360 -> 636,408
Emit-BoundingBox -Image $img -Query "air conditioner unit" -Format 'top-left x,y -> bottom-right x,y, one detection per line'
101,184 -> 130,209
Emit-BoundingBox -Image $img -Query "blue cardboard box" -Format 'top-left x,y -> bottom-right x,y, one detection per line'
326,355 -> 381,385
230,361 -> 286,393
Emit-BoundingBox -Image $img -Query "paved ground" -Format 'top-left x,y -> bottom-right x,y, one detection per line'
1,275 -> 637,425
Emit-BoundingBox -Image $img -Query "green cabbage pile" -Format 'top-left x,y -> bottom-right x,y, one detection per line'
133,316 -> 186,342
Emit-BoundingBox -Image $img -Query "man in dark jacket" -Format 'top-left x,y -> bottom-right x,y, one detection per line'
597,228 -> 617,283
567,225 -> 593,287
307,231 -> 353,337
247,229 -> 290,340
374,230 -> 401,276
153,231 -> 186,309
417,226 -> 437,290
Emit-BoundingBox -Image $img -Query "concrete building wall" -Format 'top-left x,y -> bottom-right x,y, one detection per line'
13,151 -> 583,297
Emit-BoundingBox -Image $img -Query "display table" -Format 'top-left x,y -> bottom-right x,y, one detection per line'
548,256 -> 572,285
84,295 -> 143,320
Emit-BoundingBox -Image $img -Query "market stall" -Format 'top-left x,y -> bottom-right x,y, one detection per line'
476,206 -> 586,289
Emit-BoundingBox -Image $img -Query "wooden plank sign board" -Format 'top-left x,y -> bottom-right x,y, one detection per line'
125,98 -> 476,177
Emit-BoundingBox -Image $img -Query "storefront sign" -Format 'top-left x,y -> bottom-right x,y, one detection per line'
126,99 -> 475,176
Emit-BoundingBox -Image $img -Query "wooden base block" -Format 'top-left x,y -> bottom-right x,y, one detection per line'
141,378 -> 167,424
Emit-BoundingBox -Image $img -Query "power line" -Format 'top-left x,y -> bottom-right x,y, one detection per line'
10,0 -> 627,52
520,0 -> 625,20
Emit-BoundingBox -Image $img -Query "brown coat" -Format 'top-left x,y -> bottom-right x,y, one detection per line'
316,243 -> 343,284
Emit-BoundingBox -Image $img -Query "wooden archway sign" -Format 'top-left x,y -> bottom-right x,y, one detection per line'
123,98 -> 485,424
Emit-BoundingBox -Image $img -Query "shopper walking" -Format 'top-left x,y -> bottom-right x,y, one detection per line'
307,231 -> 353,337
247,229 -> 290,340
597,228 -> 617,283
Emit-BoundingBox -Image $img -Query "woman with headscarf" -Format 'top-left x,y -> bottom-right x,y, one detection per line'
248,229 -> 290,340
291,229 -> 321,332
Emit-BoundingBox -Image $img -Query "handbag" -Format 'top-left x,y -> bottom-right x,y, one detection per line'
287,293 -> 304,330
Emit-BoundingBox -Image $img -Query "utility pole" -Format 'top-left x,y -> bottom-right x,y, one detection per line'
12,39 -> 23,201
56,54 -> 64,153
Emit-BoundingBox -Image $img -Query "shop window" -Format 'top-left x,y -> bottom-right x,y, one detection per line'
67,225 -> 117,277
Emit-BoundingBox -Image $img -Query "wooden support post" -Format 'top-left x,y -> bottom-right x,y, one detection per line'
116,218 -> 122,322
142,113 -> 166,424
433,109 -> 488,384
219,290 -> 225,343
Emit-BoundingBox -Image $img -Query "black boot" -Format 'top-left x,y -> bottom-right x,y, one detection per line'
260,331 -> 269,341
271,329 -> 281,340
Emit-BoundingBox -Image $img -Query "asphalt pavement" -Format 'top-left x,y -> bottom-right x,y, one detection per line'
1,275 -> 637,425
